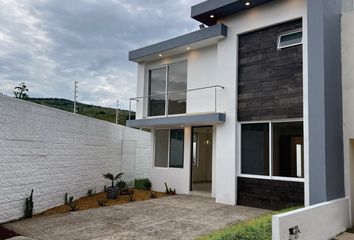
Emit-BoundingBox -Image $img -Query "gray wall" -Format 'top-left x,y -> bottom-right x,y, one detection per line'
238,19 -> 303,121
0,95 -> 151,223
307,0 -> 344,204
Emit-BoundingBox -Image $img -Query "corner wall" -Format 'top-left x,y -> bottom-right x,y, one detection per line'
0,95 -> 150,224
272,198 -> 350,240
307,0 -> 344,204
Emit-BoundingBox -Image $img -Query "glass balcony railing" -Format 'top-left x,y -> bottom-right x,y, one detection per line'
128,85 -> 224,120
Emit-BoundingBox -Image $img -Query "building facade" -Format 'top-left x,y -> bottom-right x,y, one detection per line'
127,0 -> 346,212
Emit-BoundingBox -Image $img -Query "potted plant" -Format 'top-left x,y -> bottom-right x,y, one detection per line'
103,172 -> 124,199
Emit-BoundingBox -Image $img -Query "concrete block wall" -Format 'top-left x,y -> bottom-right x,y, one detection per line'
0,95 -> 150,224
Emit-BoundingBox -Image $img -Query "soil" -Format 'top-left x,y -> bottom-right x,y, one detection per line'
36,189 -> 167,217
0,226 -> 19,240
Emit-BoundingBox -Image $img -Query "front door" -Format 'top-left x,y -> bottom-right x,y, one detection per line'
190,126 -> 213,196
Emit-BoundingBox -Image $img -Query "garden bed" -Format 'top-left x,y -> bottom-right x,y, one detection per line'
0,226 -> 19,240
36,189 -> 167,217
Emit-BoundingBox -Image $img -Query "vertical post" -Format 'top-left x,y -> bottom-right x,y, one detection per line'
214,87 -> 217,112
116,100 -> 119,124
129,100 -> 131,120
74,81 -> 78,114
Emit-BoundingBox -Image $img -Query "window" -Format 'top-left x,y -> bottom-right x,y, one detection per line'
240,121 -> 304,179
148,67 -> 167,117
272,122 -> 304,178
148,60 -> 187,117
277,29 -> 303,49
169,129 -> 184,168
241,123 -> 269,176
155,129 -> 184,168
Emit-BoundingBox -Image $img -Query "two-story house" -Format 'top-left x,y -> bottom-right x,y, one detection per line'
127,0 -> 345,212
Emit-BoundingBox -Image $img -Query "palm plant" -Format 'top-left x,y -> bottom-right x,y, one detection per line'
103,173 -> 124,187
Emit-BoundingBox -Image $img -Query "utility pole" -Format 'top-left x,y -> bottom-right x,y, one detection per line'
74,81 -> 78,114
116,100 -> 119,124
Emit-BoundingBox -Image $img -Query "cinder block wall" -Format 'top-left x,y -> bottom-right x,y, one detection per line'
0,95 -> 150,223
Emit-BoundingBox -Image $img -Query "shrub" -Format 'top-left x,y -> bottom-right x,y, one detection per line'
134,178 -> 152,190
116,180 -> 127,189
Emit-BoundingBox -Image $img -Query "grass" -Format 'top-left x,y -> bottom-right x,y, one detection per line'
197,207 -> 301,240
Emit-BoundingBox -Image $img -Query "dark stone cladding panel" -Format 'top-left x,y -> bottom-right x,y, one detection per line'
238,19 -> 303,121
237,177 -> 304,210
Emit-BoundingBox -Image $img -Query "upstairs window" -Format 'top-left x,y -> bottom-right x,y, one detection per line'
277,29 -> 303,49
148,60 -> 187,117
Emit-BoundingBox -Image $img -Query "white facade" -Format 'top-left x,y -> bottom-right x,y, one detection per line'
0,95 -> 151,224
134,0 -> 308,205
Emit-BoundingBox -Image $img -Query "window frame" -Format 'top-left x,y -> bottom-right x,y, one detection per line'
153,128 -> 185,170
146,59 -> 187,118
277,28 -> 303,50
238,119 -> 304,182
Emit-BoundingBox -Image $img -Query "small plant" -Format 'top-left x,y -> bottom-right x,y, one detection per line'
69,201 -> 79,211
134,178 -> 152,190
164,182 -> 176,195
104,185 -> 107,192
87,188 -> 96,197
97,200 -> 107,207
103,173 -> 124,188
128,192 -> 135,202
24,189 -> 34,218
64,193 -> 74,205
116,180 -> 127,195
150,192 -> 157,198
103,172 -> 124,199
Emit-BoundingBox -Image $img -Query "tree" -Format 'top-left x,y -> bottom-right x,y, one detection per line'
13,82 -> 29,99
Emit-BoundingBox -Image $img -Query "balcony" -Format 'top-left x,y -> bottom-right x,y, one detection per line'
126,85 -> 226,128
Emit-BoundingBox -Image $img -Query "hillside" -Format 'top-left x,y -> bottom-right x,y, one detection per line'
28,98 -> 135,126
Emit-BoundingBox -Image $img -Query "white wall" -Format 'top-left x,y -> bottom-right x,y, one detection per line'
0,95 -> 150,224
149,127 -> 191,194
272,198 -> 350,240
187,45 -> 218,114
214,0 -> 307,205
342,10 -> 354,225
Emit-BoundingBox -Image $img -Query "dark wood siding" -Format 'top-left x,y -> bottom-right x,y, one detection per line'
238,19 -> 303,121
237,177 -> 304,210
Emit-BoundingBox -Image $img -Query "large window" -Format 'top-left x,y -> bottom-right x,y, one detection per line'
154,129 -> 184,168
148,61 -> 187,117
240,121 -> 304,179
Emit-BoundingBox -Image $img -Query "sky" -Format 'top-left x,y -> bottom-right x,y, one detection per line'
0,0 -> 204,109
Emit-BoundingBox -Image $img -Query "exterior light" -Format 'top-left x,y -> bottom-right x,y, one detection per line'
245,2 -> 250,6
158,54 -> 163,57
210,14 -> 214,18
186,47 -> 190,50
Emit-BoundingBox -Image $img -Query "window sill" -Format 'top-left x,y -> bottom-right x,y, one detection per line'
238,174 -> 305,183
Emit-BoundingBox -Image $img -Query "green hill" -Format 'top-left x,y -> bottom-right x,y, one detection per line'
28,98 -> 135,126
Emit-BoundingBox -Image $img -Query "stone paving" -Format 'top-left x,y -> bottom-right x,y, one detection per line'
4,195 -> 269,240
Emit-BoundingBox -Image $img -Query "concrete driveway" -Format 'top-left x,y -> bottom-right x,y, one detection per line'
3,195 -> 269,240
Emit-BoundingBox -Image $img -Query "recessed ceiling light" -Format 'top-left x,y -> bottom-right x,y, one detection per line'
210,14 -> 214,18
158,54 -> 163,57
245,2 -> 250,6
186,47 -> 190,50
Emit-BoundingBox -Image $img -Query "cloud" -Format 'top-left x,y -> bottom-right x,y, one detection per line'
0,0 -> 204,109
